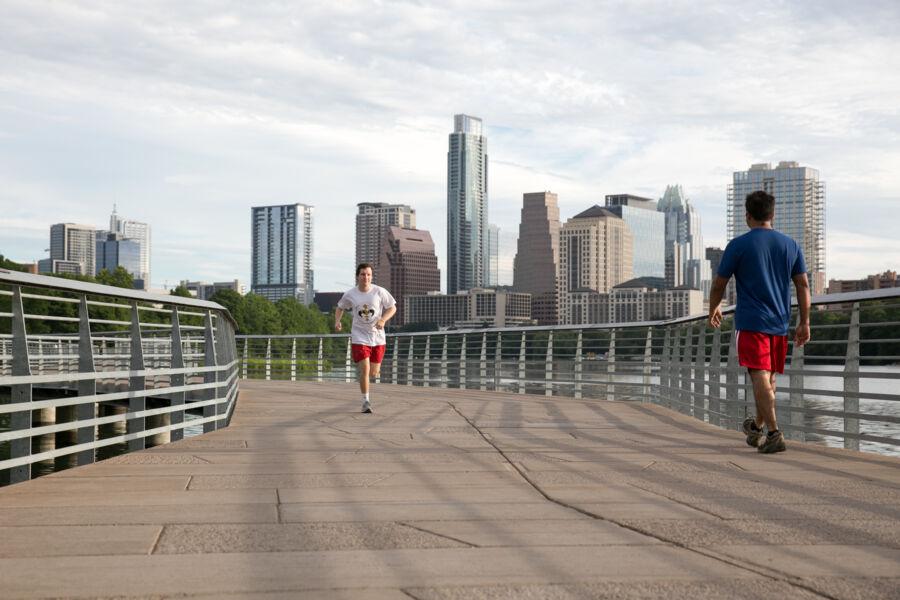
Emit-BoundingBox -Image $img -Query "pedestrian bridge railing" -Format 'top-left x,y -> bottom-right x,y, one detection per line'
237,287 -> 900,456
0,269 -> 239,485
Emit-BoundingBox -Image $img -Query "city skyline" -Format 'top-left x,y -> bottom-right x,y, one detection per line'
1,2 -> 898,291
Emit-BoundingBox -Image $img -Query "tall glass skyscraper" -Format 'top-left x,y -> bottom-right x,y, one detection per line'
251,203 -> 315,304
447,114 -> 488,294
604,194 -> 665,279
658,184 -> 711,296
727,162 -> 826,295
109,206 -> 151,290
96,232 -> 142,285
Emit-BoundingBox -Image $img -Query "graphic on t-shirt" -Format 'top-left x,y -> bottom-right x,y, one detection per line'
357,304 -> 375,322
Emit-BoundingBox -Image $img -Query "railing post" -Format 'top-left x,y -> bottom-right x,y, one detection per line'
202,310 -> 218,433
693,324 -> 706,420
345,338 -> 352,383
789,325 -> 806,442
291,338 -> 297,382
518,331 -> 526,395
242,338 -> 248,379
459,334 -> 467,389
725,328 -> 741,430
213,315 -> 229,429
606,330 -> 616,402
680,326 -> 693,414
660,328 -> 671,408
317,338 -> 323,382
494,332 -> 502,392
128,302 -> 147,450
423,336 -> 431,388
169,307 -> 186,442
844,302 -> 861,450
407,337 -> 414,386
9,286 -> 32,484
708,327 -> 722,426
76,296 -> 97,465
480,332 -> 488,391
392,337 -> 399,384
642,328 -> 652,404
574,330 -> 583,399
265,338 -> 271,381
440,334 -> 448,389
545,330 -> 554,397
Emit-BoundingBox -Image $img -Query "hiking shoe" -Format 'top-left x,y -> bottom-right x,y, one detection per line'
758,430 -> 786,454
742,417 -> 764,447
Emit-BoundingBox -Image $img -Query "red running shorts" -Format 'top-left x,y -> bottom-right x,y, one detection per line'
351,344 -> 386,364
736,330 -> 788,374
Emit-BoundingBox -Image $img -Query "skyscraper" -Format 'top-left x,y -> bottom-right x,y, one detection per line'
108,206 -> 151,290
96,232 -> 142,286
657,184 -> 711,296
39,223 -> 96,277
376,226 -> 440,326
487,223 -> 500,288
728,162 -> 826,294
251,203 -> 314,304
558,206 -> 633,325
355,202 -> 416,280
604,194 -> 665,278
513,191 -> 561,325
447,114 -> 488,294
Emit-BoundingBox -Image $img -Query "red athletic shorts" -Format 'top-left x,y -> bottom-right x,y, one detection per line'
351,344 -> 386,364
736,330 -> 788,374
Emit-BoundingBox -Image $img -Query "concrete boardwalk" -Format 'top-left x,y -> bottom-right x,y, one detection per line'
2,381 -> 900,599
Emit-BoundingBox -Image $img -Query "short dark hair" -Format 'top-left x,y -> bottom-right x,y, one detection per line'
745,191 -> 775,222
356,263 -> 373,277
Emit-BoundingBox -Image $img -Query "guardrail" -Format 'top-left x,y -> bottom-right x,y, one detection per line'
237,287 -> 900,456
0,269 -> 240,485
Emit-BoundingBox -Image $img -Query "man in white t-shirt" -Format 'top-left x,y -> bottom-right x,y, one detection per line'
335,263 -> 397,413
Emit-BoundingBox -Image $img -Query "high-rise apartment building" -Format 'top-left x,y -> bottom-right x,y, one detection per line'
251,203 -> 314,304
376,226 -> 440,326
39,223 -> 96,277
108,207 -> 151,290
513,191 -> 561,325
487,223 -> 500,288
705,247 -> 724,279
657,185 -> 711,296
355,202 -> 416,279
604,194 -> 665,278
96,232 -> 142,285
447,114 -> 488,294
558,206 -> 633,325
728,162 -> 826,294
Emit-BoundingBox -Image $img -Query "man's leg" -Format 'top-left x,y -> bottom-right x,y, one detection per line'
358,358 -> 370,395
749,368 -> 777,432
370,361 -> 381,381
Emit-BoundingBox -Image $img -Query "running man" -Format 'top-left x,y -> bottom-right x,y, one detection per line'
335,263 -> 397,413
708,190 -> 811,454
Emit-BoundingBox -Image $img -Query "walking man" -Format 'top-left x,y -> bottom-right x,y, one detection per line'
335,263 -> 397,413
708,190 -> 811,454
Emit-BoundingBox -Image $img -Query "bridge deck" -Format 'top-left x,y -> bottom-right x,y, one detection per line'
2,380 -> 900,599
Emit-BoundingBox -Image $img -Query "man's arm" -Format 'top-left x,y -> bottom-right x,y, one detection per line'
376,305 -> 397,329
707,275 -> 729,328
334,308 -> 344,332
792,273 -> 811,346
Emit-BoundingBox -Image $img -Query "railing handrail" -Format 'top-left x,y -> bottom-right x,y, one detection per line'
0,268 -> 236,326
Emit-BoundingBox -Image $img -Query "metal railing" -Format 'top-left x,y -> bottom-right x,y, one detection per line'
237,287 -> 900,456
0,269 -> 240,485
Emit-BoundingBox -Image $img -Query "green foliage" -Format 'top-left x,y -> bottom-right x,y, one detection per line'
0,254 -> 29,272
170,285 -> 193,298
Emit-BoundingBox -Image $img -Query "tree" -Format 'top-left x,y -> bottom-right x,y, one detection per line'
96,266 -> 135,289
170,285 -> 193,298
242,293 -> 282,335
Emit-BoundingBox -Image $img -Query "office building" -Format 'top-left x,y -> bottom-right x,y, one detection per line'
827,270 -> 899,294
376,226 -> 440,326
251,203 -> 314,304
558,206 -> 633,325
180,280 -> 244,301
604,194 -> 665,279
657,185 -> 711,296
568,277 -> 703,325
355,202 -> 416,279
487,223 -> 500,288
108,206 -> 151,290
447,114 -> 488,293
728,162 -> 826,294
96,232 -> 142,286
39,223 -> 96,277
513,191 -> 561,325
705,247 -> 725,278
405,288 -> 532,329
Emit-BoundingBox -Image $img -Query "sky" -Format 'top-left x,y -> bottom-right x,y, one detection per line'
1,0 -> 899,293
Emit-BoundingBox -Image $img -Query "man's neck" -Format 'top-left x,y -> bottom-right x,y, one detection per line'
749,221 -> 773,229
357,283 -> 372,292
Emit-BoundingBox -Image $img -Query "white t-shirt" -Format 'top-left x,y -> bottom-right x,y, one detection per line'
337,284 -> 396,346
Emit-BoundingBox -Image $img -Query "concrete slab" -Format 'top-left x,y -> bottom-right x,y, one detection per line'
0,503 -> 278,526
0,525 -> 161,558
279,501 -> 584,523
712,545 -> 900,578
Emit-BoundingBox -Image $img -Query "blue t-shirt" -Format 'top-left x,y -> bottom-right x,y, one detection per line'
717,228 -> 806,336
